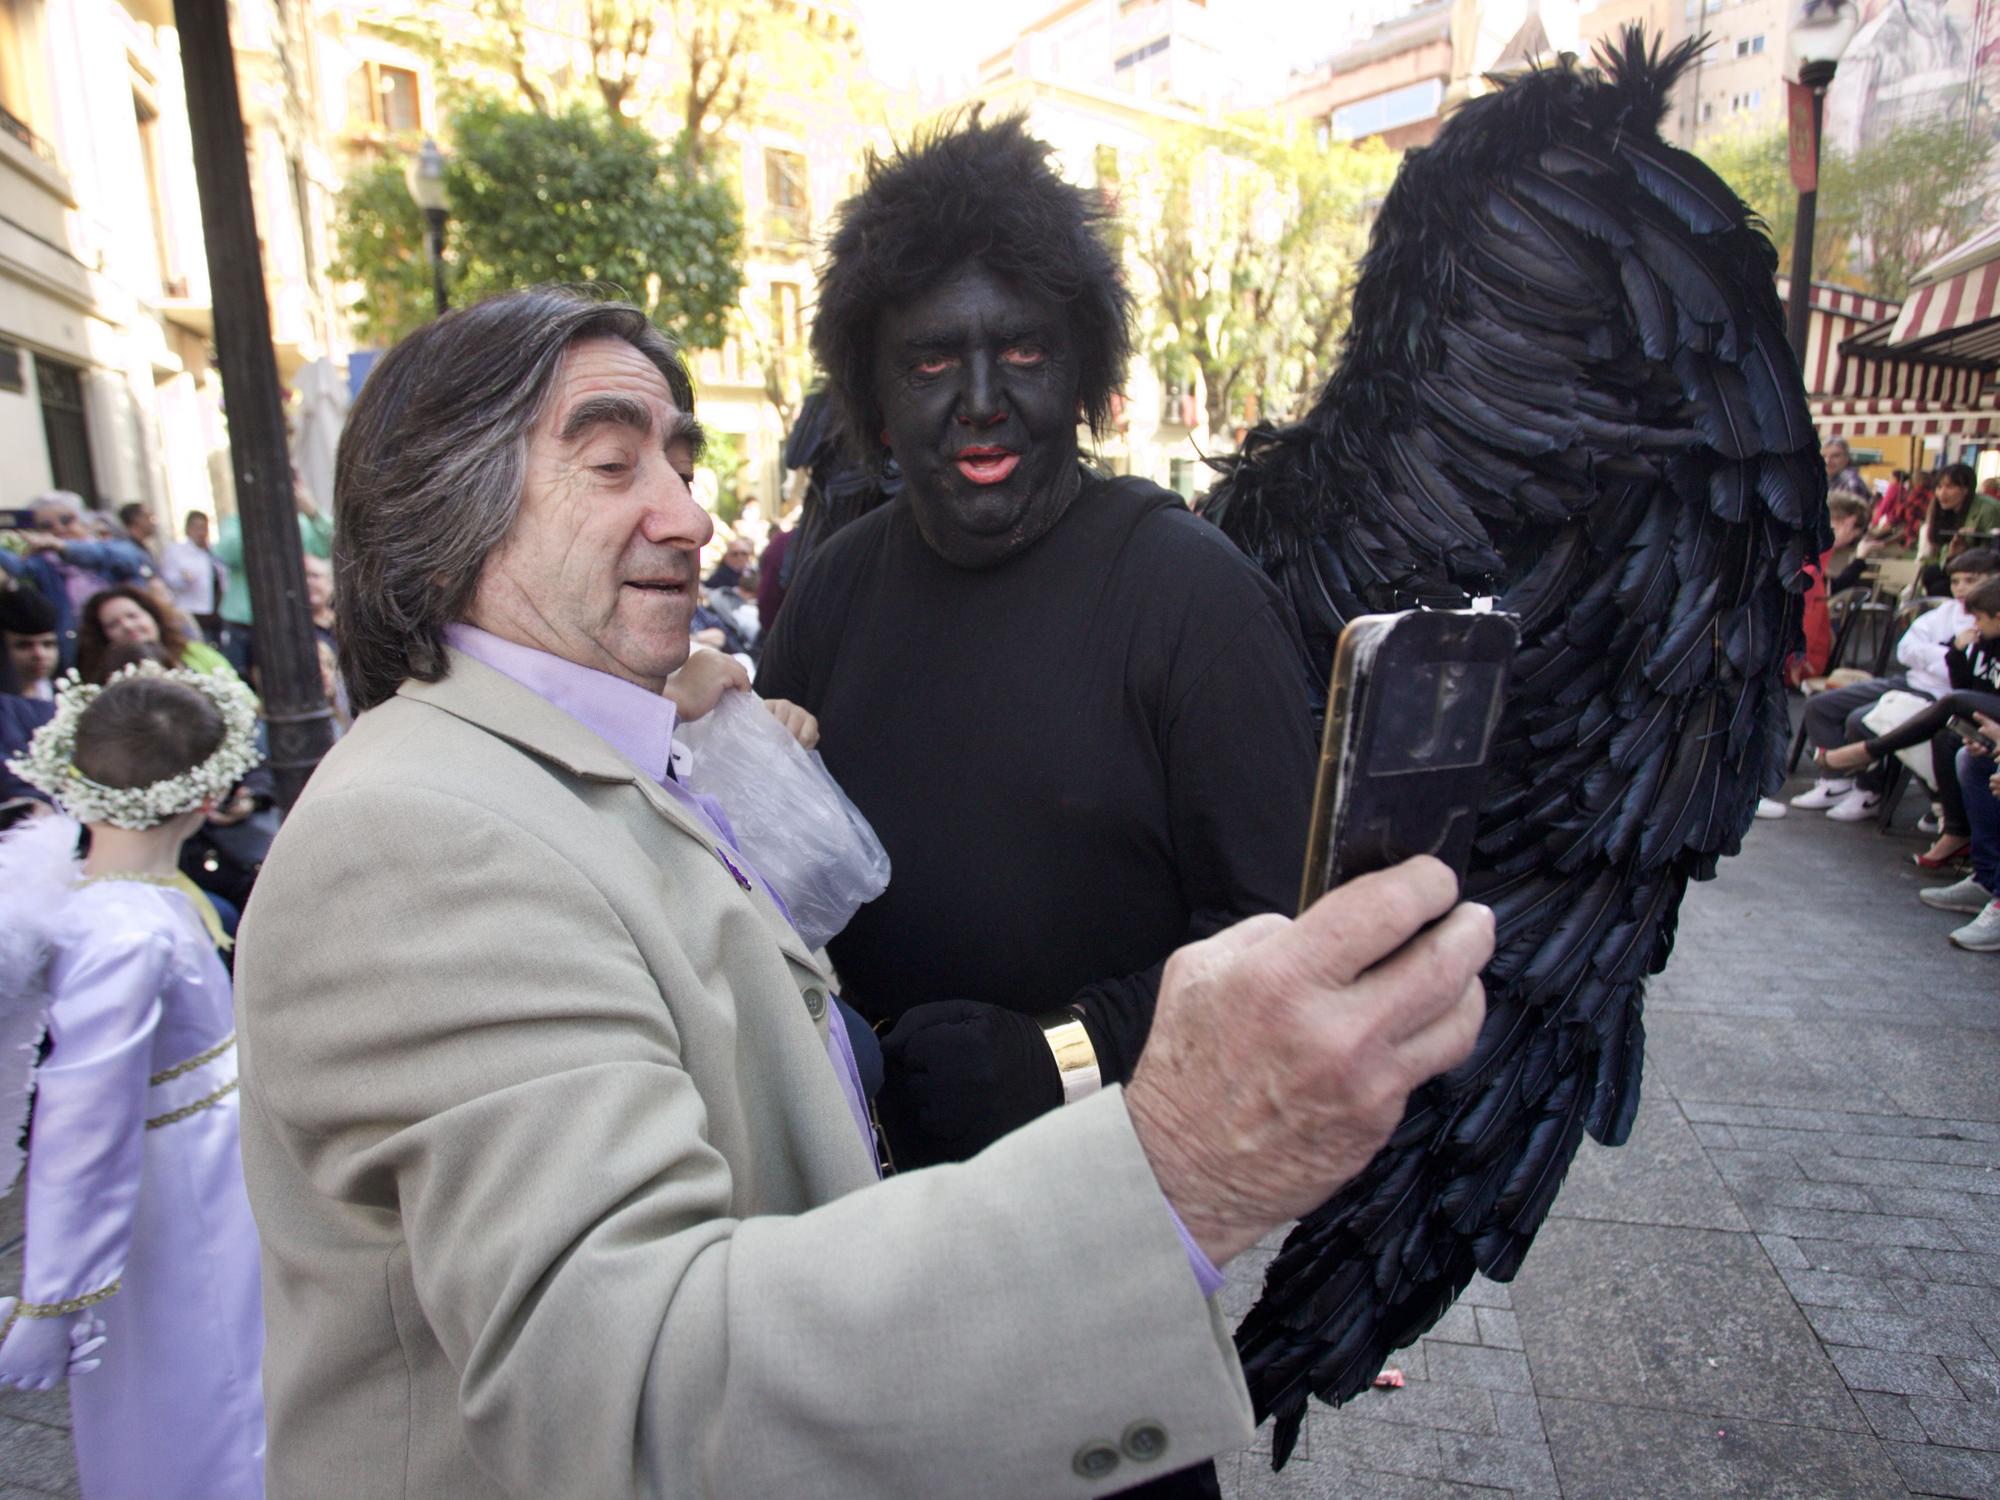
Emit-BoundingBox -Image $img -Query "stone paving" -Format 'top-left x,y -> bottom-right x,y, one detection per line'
2,762 -> 1994,1497
1218,772 -> 2000,1499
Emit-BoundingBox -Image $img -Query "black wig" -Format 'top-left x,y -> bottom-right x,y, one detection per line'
812,112 -> 1133,466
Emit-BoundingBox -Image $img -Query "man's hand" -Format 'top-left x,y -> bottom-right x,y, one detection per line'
1126,857 -> 1490,1267
876,1001 -> 1062,1169
1974,712 -> 2000,758
763,698 -> 819,750
663,648 -> 750,721
0,1305 -> 108,1390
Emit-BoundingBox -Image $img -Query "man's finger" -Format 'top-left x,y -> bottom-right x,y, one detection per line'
1291,857 -> 1461,987
1196,910 -> 1292,959
1339,901 -> 1494,1048
1393,974 -> 1488,1085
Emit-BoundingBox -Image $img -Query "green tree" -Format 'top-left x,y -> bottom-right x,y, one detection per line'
332,95 -> 746,350
1701,121 -> 1993,299
1127,116 -> 1397,441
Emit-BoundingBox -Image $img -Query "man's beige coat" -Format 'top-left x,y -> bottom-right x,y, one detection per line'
235,651 -> 1254,1499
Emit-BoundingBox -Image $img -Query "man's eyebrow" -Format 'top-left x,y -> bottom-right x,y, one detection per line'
559,394 -> 654,443
669,408 -> 706,461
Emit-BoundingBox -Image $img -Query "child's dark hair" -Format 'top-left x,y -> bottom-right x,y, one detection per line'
1966,576 -> 2000,618
72,675 -> 225,802
1949,547 -> 2000,578
813,111 -> 1132,467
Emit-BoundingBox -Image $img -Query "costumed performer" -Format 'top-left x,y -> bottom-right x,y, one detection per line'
0,661 -> 266,1500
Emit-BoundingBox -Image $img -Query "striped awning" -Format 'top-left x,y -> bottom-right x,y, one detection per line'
1884,224 -> 2000,363
1810,396 -> 2000,437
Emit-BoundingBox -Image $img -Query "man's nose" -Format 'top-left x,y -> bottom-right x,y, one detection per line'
640,465 -> 712,548
956,354 -> 1006,429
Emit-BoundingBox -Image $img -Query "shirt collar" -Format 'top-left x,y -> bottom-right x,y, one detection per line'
443,624 -> 677,785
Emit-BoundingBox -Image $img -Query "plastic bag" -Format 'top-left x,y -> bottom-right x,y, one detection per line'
676,691 -> 890,950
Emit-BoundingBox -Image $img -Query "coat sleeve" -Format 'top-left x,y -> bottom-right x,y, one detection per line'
239,783 -> 1254,1500
19,920 -> 170,1311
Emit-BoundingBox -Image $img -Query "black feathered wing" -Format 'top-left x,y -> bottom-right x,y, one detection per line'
1202,30 -> 1826,1465
778,391 -> 900,591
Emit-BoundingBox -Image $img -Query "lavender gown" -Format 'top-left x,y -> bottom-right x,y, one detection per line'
23,880 -> 264,1499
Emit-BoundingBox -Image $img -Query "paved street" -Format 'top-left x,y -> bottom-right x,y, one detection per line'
3,763 -> 1995,1497
1220,771 -> 2000,1499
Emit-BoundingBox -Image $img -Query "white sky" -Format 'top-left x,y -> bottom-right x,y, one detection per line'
850,0 -> 1407,98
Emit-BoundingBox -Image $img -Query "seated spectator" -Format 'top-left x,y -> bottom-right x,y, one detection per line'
1792,548 -> 2000,821
1918,464 -> 2000,594
1821,573 -> 2000,867
704,534 -> 754,590
303,553 -> 337,653
1915,713 -> 2000,953
77,585 -> 238,684
1824,436 -> 1872,500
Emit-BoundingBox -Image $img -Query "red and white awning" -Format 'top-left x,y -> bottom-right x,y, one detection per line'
1811,397 -> 2000,438
1884,223 -> 2000,364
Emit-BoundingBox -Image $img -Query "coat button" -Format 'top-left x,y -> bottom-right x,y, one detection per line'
1121,1421 -> 1168,1463
802,987 -> 828,1021
1072,1442 -> 1120,1480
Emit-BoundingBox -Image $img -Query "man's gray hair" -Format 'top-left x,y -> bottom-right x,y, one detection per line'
30,491 -> 85,522
334,286 -> 698,713
1822,436 -> 1851,457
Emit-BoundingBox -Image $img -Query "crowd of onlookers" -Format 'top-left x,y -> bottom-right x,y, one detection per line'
2,483 -> 784,938
1764,439 -> 2000,956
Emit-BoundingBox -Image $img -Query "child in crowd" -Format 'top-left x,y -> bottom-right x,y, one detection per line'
1792,548 -> 2000,827
0,662 -> 266,1499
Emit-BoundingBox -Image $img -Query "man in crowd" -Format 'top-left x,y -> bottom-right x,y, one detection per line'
117,501 -> 161,559
235,287 -> 1490,1499
756,117 -> 1314,1175
1824,436 -> 1872,500
162,509 -> 228,642
212,471 -> 332,677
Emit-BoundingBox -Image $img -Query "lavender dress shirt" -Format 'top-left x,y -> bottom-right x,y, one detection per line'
439,626 -> 1222,1296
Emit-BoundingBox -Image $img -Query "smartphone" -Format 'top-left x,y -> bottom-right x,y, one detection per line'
1299,609 -> 1518,913
1949,715 -> 1992,743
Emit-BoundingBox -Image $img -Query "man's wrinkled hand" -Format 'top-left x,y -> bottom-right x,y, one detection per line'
763,698 -> 820,750
876,1000 -> 1063,1170
663,647 -> 750,721
1125,857 -> 1491,1268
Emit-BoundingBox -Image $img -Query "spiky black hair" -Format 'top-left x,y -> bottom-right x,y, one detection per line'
812,111 -> 1133,466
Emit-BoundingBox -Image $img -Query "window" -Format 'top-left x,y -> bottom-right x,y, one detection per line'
36,356 -> 99,505
1735,34 -> 1765,56
0,0 -> 52,154
134,85 -> 177,293
769,281 -> 802,349
763,148 -> 808,241
1113,35 -> 1169,72
347,60 -> 421,135
1328,78 -> 1444,141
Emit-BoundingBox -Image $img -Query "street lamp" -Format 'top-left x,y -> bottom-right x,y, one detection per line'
1785,0 -> 1860,364
408,137 -> 450,318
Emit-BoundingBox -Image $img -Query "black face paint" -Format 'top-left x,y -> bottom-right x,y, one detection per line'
872,262 -> 1085,569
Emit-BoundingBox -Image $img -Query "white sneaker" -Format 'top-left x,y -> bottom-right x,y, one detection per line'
1949,901 -> 2000,952
1826,787 -> 1884,822
1917,809 -> 1942,835
1790,778 -> 1856,810
1754,797 -> 1789,819
1919,876 -> 1994,914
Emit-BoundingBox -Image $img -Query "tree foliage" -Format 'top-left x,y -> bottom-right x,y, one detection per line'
333,95 -> 746,350
1126,116 -> 1397,441
1700,120 -> 1994,299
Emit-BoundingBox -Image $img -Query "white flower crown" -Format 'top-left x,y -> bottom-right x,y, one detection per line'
7,663 -> 262,830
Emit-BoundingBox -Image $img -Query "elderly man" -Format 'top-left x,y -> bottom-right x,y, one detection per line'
235,287 -> 1490,1500
1823,436 -> 1872,500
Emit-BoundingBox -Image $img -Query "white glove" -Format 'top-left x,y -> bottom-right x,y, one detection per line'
0,1299 -> 108,1389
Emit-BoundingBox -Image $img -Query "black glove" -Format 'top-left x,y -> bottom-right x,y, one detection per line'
875,1000 -> 1063,1170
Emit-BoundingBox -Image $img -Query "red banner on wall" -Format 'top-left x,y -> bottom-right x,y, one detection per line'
1787,79 -> 1819,192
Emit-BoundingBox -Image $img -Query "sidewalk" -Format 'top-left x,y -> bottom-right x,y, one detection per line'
1220,773 -> 1999,1499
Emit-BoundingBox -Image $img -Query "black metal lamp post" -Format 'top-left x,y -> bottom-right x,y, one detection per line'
1786,0 -> 1860,364
409,138 -> 450,318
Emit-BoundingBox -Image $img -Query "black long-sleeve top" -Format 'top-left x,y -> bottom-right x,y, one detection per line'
756,472 -> 1316,1084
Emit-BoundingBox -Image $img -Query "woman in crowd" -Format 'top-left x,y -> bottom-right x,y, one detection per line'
1917,464 -> 2000,594
76,587 -> 235,685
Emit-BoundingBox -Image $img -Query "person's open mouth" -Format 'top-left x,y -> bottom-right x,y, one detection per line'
623,578 -> 689,599
955,446 -> 1020,485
